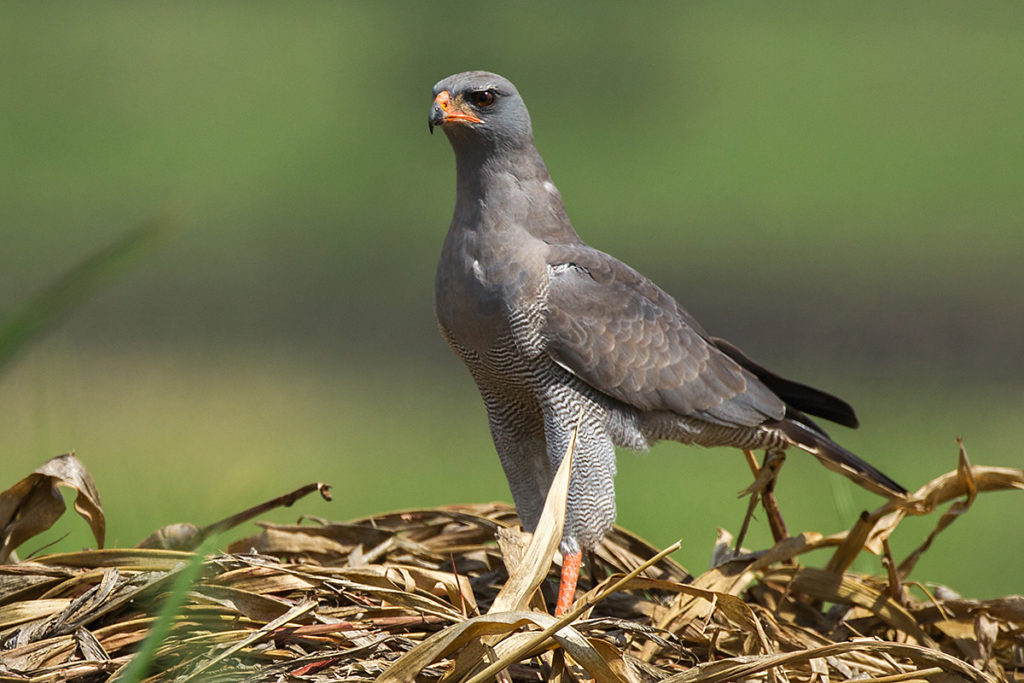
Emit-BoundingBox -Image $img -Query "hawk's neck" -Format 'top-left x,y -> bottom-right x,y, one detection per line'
450,141 -> 581,246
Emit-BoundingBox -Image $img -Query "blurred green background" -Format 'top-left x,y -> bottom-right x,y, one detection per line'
2,2 -> 1022,597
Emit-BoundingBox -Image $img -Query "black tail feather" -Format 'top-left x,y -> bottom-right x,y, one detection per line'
776,419 -> 907,497
712,337 -> 860,429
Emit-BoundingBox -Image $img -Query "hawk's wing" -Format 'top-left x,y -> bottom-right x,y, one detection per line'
542,244 -> 784,427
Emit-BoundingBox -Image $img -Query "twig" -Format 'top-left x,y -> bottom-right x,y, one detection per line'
736,450 -> 789,553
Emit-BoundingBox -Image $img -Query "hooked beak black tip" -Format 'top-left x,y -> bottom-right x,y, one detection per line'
429,102 -> 446,135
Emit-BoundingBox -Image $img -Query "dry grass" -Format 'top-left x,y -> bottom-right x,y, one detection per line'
1,444 -> 1022,682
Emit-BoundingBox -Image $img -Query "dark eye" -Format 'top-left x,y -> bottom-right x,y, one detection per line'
472,90 -> 496,107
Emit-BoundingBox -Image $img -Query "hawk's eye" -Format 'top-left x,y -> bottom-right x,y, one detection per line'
472,90 -> 496,107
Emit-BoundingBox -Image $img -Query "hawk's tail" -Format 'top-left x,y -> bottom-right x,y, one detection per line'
777,419 -> 908,498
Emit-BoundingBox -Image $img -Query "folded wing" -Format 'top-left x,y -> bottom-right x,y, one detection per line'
542,245 -> 785,428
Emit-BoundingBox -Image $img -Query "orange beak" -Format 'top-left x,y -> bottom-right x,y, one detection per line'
429,90 -> 482,132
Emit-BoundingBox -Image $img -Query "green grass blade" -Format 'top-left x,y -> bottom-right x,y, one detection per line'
0,214 -> 172,375
113,537 -> 214,683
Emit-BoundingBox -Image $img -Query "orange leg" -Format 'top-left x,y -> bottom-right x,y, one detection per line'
555,550 -> 583,616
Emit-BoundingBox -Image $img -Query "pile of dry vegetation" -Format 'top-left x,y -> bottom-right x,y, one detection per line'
0,444 -> 1022,682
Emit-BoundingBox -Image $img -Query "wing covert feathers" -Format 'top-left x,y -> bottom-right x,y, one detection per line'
542,246 -> 785,428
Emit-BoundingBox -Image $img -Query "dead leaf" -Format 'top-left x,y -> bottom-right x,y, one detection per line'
0,454 -> 104,563
489,428 -> 574,614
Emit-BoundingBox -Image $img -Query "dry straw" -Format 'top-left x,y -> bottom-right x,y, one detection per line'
0,439 -> 1022,681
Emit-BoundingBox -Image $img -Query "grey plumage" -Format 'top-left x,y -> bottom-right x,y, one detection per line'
430,71 -> 905,556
